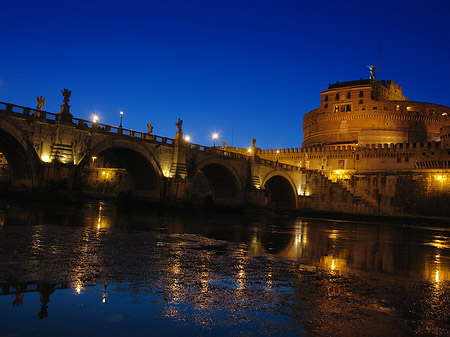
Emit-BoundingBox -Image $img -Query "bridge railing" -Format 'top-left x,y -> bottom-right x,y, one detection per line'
0,102 -> 174,146
188,143 -> 251,160
257,158 -> 303,171
0,102 -> 303,169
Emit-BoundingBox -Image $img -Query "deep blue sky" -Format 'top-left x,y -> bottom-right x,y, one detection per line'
1,0 -> 450,149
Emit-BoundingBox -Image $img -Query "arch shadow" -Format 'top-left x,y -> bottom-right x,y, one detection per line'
191,159 -> 245,206
0,120 -> 41,189
261,170 -> 298,209
75,140 -> 163,200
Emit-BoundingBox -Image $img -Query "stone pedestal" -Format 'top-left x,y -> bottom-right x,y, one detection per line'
170,135 -> 187,178
56,103 -> 74,123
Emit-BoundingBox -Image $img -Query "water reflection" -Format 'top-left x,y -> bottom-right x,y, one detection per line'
1,199 -> 450,283
2,199 -> 450,335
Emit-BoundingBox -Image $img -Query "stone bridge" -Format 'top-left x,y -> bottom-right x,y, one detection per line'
0,101 -> 312,209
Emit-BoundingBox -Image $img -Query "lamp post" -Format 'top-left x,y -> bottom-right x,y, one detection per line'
212,132 -> 218,147
119,110 -> 124,128
93,115 -> 99,124
184,135 -> 191,142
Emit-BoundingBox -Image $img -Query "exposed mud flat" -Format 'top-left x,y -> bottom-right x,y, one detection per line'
1,222 -> 450,336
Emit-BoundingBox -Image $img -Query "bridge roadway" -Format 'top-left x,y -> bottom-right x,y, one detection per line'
0,102 -> 309,209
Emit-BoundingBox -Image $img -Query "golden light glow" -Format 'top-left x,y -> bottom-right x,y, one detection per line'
247,147 -> 252,153
436,175 -> 443,181
102,171 -> 106,175
120,110 -> 124,116
93,114 -> 99,123
41,154 -> 50,163
184,135 -> 191,142
212,132 -> 218,140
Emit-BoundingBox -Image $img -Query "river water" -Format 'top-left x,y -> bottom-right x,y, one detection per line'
0,199 -> 450,336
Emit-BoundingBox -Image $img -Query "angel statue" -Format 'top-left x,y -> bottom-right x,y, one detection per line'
62,88 -> 71,103
36,96 -> 45,110
222,140 -> 227,149
147,123 -> 154,134
176,118 -> 183,133
252,138 -> 256,148
367,65 -> 379,78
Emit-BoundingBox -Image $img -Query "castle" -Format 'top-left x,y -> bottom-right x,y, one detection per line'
251,71 -> 450,217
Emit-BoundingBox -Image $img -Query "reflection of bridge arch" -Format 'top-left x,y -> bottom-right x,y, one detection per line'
192,159 -> 245,205
0,120 -> 41,188
261,170 -> 297,209
76,139 -> 163,199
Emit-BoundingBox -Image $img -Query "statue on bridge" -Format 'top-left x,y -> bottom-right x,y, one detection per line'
222,140 -> 227,150
252,138 -> 256,149
146,123 -> 154,134
62,89 -> 71,104
57,88 -> 73,121
176,118 -> 183,133
36,96 -> 45,111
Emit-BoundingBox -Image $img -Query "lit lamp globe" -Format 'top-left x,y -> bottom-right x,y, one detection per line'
212,132 -> 219,147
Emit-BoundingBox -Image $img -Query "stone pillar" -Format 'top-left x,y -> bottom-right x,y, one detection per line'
170,131 -> 187,178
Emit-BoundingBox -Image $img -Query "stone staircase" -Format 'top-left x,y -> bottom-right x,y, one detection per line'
312,170 -> 382,215
318,171 -> 400,216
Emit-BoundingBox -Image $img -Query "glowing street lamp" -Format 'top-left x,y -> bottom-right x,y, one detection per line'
119,110 -> 124,128
184,135 -> 191,142
212,132 -> 219,147
93,114 -> 99,123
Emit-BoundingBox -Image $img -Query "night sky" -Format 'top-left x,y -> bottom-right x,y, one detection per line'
1,0 -> 450,149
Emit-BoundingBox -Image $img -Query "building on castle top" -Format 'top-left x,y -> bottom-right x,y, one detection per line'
302,77 -> 450,147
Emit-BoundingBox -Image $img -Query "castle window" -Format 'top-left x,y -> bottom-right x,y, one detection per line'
397,158 -> 401,163
405,157 -> 409,162
359,100 -> 363,104
346,104 -> 351,111
324,95 -> 328,102
347,92 -> 351,99
335,93 -> 339,100
373,107 -> 378,110
334,106 -> 339,113
396,105 -> 400,111
359,90 -> 364,97
324,103 -> 328,108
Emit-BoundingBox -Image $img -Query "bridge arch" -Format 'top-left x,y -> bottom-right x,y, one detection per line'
0,119 -> 41,189
261,170 -> 298,209
76,139 -> 163,199
191,158 -> 245,206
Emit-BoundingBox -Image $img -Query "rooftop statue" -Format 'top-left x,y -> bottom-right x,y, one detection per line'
222,140 -> 227,149
36,96 -> 45,110
367,65 -> 379,78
